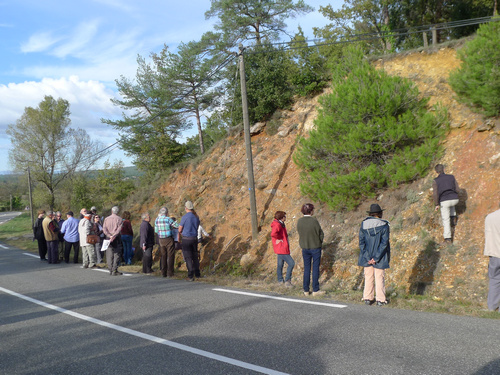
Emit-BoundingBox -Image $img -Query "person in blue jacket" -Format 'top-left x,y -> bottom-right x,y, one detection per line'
358,203 -> 391,306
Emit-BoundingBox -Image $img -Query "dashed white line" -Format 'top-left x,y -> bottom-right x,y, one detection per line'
23,252 -> 38,258
213,288 -> 348,308
0,244 -> 9,249
0,286 -> 289,375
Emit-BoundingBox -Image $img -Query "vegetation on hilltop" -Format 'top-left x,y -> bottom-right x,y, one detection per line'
294,46 -> 448,210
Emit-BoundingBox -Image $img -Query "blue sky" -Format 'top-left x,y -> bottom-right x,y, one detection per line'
0,0 -> 340,173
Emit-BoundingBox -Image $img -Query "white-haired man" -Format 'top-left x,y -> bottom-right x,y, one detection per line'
155,207 -> 178,278
103,206 -> 123,276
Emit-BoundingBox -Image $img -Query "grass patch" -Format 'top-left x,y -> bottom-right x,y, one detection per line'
0,213 -> 38,252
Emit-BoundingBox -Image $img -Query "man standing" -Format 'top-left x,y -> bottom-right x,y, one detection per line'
155,207 -> 178,278
358,204 -> 391,306
297,203 -> 325,296
42,210 -> 60,264
55,211 -> 65,261
79,212 -> 96,269
60,211 -> 80,264
33,209 -> 47,261
433,164 -> 460,244
179,201 -> 200,281
140,212 -> 155,274
103,206 -> 123,276
485,205 -> 500,311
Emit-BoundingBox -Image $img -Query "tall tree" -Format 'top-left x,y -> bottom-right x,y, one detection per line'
205,0 -> 313,46
316,0 -> 395,53
152,40 -> 223,155
7,96 -> 104,209
102,55 -> 189,172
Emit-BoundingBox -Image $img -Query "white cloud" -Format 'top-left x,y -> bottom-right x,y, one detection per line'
0,76 -> 132,170
21,31 -> 62,53
52,20 -> 100,58
0,76 -> 123,138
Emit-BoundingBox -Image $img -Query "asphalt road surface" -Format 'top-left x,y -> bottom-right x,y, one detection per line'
1,242 -> 499,375
0,211 -> 23,225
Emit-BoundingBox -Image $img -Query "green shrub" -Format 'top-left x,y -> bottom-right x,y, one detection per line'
294,46 -> 448,210
449,20 -> 500,117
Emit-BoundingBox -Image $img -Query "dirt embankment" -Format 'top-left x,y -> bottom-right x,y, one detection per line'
131,46 -> 500,306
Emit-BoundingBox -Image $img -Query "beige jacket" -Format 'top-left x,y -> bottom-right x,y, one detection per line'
78,218 -> 92,246
42,216 -> 58,242
485,209 -> 500,258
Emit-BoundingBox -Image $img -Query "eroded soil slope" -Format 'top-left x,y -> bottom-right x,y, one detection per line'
131,46 -> 500,305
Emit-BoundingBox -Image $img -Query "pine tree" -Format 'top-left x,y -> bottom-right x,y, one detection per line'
294,46 -> 448,210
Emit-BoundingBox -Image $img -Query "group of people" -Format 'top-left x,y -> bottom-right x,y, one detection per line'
32,201 -> 210,280
33,207 -> 105,266
270,164 -> 466,307
29,163 -> 500,312
271,202 -> 391,305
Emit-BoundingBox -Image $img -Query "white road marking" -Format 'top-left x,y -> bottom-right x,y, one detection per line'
93,268 -> 133,276
23,252 -> 38,258
213,288 -> 348,308
0,287 -> 289,375
0,244 -> 9,249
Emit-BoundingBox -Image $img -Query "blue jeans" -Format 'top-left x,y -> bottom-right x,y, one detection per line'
277,254 -> 295,282
121,235 -> 133,265
302,248 -> 322,292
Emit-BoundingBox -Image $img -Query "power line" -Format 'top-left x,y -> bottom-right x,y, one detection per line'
246,16 -> 497,54
87,15 -> 496,164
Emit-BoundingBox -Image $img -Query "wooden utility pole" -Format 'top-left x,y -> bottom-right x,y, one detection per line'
238,44 -> 259,241
27,166 -> 34,229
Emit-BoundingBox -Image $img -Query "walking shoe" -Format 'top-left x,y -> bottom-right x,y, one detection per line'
284,281 -> 293,288
364,299 -> 375,305
303,291 -> 311,296
112,271 -> 123,276
186,277 -> 194,282
376,300 -> 388,306
312,290 -> 326,297
442,238 -> 453,245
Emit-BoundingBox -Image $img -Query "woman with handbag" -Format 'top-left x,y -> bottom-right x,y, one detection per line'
91,214 -> 104,264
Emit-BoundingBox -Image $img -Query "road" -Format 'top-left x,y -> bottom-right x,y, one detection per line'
0,211 -> 23,225
1,242 -> 499,375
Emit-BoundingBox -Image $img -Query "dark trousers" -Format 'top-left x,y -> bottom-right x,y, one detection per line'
181,238 -> 200,279
106,236 -> 122,273
302,248 -> 322,293
47,240 -> 59,263
58,240 -> 65,260
37,238 -> 47,260
159,237 -> 175,277
64,241 -> 80,263
142,247 -> 153,273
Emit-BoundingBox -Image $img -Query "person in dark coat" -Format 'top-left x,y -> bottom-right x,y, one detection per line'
140,212 -> 155,274
432,164 -> 460,243
358,203 -> 391,306
33,209 -> 47,261
297,203 -> 325,296
56,211 -> 65,260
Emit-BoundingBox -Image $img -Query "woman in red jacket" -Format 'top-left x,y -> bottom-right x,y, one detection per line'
271,211 -> 295,287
